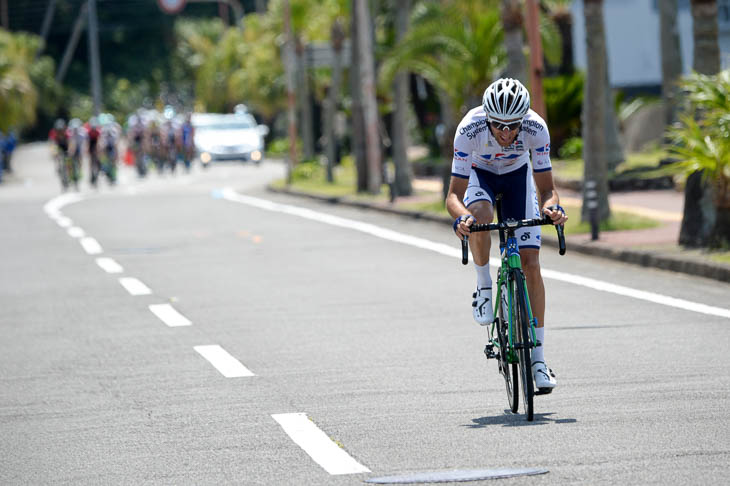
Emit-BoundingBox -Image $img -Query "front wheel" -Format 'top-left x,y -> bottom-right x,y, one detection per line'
513,271 -> 534,421
497,286 -> 518,413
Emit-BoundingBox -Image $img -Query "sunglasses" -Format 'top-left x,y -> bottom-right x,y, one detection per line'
490,120 -> 522,131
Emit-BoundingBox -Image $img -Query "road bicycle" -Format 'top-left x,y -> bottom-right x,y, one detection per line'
460,195 -> 566,421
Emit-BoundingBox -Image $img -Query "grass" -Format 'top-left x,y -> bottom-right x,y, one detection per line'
561,204 -> 660,234
552,147 -> 673,181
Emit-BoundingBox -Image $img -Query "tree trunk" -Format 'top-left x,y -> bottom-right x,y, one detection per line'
581,0 -> 610,223
325,19 -> 345,183
500,0 -> 527,83
679,170 -> 716,247
691,0 -> 720,75
659,0 -> 683,128
438,92 -> 456,201
350,0 -> 368,192
355,0 -> 382,194
553,10 -> 574,75
604,84 -> 624,172
680,0 -> 720,247
392,0 -> 413,197
295,38 -> 315,161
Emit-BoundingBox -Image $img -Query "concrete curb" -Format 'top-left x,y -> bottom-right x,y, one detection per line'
267,185 -> 730,284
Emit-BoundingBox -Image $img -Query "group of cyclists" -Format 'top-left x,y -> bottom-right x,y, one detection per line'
125,109 -> 196,178
48,107 -> 196,192
49,115 -> 121,191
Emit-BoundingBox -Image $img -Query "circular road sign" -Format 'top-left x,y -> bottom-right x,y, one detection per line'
157,0 -> 186,14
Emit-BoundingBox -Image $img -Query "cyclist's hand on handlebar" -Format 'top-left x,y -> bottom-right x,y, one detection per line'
543,204 -> 568,226
453,214 -> 475,238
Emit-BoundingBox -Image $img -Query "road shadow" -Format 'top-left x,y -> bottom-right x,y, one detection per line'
465,411 -> 578,428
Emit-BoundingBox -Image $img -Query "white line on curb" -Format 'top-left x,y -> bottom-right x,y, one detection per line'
149,304 -> 192,327
119,277 -> 152,296
80,237 -> 103,255
67,226 -> 85,238
272,413 -> 370,475
95,257 -> 124,274
193,345 -> 254,377
219,188 -> 730,319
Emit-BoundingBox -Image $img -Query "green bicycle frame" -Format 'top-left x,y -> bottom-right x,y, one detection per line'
489,232 -> 538,363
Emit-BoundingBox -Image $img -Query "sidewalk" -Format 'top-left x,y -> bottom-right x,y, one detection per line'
270,177 -> 730,283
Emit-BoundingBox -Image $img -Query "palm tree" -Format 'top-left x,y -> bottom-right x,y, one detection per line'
380,0 -> 506,195
671,71 -> 730,248
0,30 -> 40,132
659,0 -> 683,128
501,0 -> 527,82
354,0 -> 382,193
541,0 -> 573,75
391,0 -> 413,196
678,0 -> 720,247
581,0 -> 610,223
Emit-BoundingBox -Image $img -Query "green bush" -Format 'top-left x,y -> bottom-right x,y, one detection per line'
558,136 -> 583,159
291,160 -> 324,182
544,73 -> 584,155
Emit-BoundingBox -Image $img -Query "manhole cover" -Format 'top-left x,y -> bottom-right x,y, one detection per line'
365,468 -> 549,484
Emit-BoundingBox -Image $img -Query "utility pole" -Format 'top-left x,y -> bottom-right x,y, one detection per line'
1,0 -> 8,29
40,0 -> 58,46
88,0 -> 103,115
56,1 -> 88,83
282,0 -> 298,183
524,0 -> 546,120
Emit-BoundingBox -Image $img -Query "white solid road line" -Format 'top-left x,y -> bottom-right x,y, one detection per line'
149,304 -> 192,327
118,277 -> 152,296
220,188 -> 730,320
95,257 -> 124,274
272,413 -> 371,475
193,345 -> 254,377
80,237 -> 103,255
67,226 -> 85,238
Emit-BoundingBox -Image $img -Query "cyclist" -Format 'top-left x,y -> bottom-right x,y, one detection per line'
49,119 -> 71,190
87,117 -> 101,187
446,78 -> 568,391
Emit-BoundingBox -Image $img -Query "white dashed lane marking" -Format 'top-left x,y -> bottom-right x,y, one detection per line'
119,277 -> 152,296
149,304 -> 192,327
194,345 -> 254,377
272,413 -> 370,475
80,237 -> 103,255
95,257 -> 124,274
67,226 -> 85,238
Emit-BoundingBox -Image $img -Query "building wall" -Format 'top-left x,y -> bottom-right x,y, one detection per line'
571,0 -> 730,88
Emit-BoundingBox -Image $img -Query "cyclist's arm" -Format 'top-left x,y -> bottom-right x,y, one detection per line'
534,170 -> 568,225
446,118 -> 477,237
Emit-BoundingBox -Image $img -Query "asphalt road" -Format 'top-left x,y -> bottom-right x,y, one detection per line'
2,143 -> 729,485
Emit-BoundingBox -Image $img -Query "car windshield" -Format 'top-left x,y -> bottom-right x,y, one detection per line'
198,121 -> 255,131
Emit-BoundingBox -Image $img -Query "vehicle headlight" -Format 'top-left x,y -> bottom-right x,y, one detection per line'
251,150 -> 262,161
201,152 -> 212,164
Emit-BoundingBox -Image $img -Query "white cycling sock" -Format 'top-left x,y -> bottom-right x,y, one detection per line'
532,326 -> 545,364
474,262 -> 492,290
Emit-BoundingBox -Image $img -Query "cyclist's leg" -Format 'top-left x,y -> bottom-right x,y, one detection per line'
464,169 -> 497,324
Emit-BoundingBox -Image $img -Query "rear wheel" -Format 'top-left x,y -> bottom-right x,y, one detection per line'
513,271 -> 534,421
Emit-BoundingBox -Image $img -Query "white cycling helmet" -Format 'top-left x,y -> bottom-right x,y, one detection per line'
482,78 -> 530,121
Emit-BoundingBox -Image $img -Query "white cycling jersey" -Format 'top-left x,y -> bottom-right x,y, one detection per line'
451,107 -> 552,178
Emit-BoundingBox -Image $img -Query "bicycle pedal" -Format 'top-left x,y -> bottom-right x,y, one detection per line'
484,344 -> 497,359
535,388 -> 553,396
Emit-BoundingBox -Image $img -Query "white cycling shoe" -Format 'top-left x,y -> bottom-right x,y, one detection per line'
532,361 -> 557,391
472,287 -> 494,326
